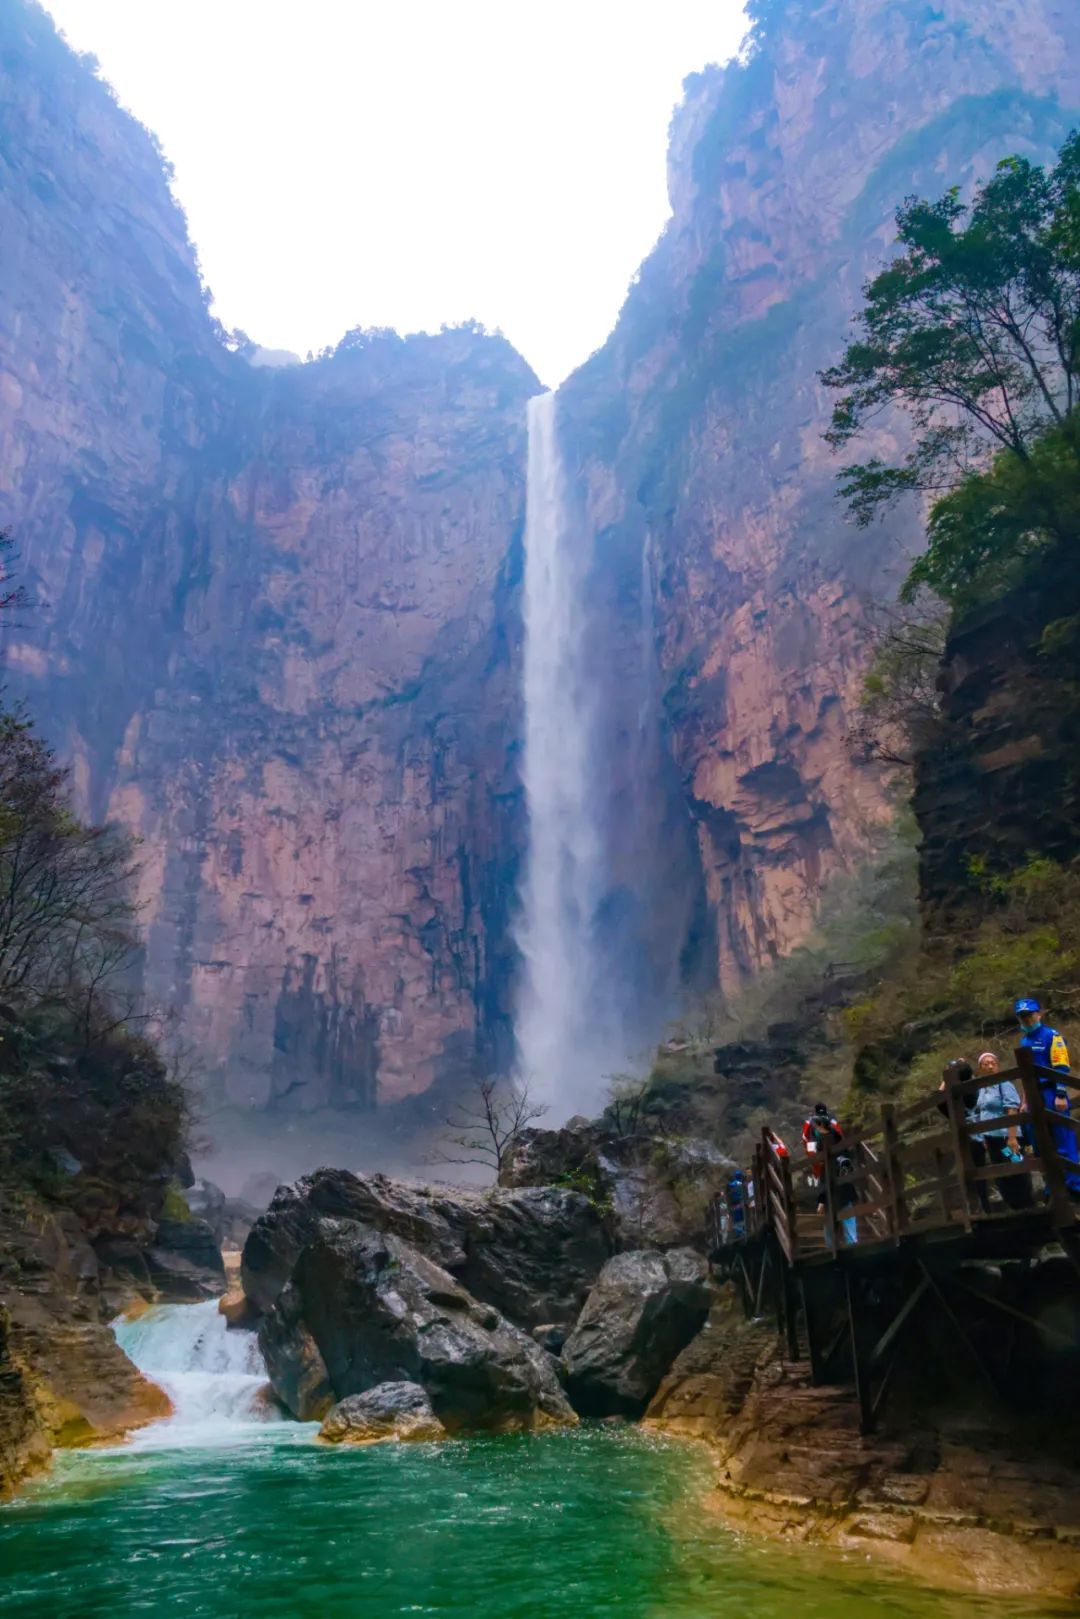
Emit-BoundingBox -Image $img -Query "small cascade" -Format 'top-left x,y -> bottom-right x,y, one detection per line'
114,1299 -> 280,1448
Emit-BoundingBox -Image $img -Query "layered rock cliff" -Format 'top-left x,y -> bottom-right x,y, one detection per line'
0,3 -> 534,1115
559,0 -> 1080,991
914,543 -> 1080,929
3,0 -> 1080,1129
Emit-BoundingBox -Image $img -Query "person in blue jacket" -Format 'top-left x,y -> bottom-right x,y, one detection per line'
1015,997 -> 1080,1197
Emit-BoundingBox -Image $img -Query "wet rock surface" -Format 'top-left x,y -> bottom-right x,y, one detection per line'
184,1180 -> 259,1253
646,1288 -> 1080,1600
259,1216 -> 577,1435
259,1281 -> 335,1422
0,1192 -> 174,1491
242,1168 -> 610,1329
561,1248 -> 712,1417
318,1382 -> 447,1445
145,1217 -> 226,1301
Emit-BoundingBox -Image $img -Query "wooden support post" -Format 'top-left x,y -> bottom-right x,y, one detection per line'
780,1150 -> 800,1263
822,1140 -> 839,1256
753,1242 -> 770,1317
1017,1046 -> 1074,1229
941,1066 -> 975,1231
845,1269 -> 875,1434
782,1268 -> 800,1362
880,1101 -> 907,1242
801,1273 -> 827,1386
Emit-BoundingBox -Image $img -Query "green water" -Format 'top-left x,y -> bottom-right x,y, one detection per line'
0,1426 -> 1066,1619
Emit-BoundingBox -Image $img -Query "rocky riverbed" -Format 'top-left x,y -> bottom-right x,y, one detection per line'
4,1142 -> 1080,1603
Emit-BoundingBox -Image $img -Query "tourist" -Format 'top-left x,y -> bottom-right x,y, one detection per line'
822,1152 -> 859,1248
937,1058 -> 980,1117
971,1052 -> 1032,1211
802,1102 -> 841,1161
1014,997 -> 1080,1199
727,1170 -> 747,1239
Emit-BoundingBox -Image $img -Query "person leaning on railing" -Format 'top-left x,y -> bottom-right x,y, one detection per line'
972,1052 -> 1033,1211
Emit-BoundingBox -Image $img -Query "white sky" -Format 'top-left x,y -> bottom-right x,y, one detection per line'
41,1 -> 747,387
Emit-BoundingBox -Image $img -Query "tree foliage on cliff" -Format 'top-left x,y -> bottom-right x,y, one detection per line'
0,711 -> 139,1023
825,134 -> 1080,508
823,134 -> 1080,600
0,543 -> 188,1190
0,708 -> 189,1188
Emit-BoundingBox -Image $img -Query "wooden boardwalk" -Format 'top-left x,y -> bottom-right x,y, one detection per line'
707,1047 -> 1080,1431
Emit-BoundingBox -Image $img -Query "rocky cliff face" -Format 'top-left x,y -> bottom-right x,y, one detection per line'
914,543 -> 1080,927
3,0 -> 1080,1129
0,3 -> 534,1116
559,0 -> 1080,992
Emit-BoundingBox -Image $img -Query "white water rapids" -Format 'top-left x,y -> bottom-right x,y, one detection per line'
113,1300 -> 281,1448
515,391 -> 634,1116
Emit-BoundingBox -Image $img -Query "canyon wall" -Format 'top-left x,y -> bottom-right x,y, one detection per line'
3,0 -> 1080,1127
0,3 -> 534,1116
559,0 -> 1080,992
914,542 -> 1080,930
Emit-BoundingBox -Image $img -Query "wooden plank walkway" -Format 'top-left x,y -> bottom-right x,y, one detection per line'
706,1047 -> 1080,1431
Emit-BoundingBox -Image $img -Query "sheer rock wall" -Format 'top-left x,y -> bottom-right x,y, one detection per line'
0,4 -> 534,1113
558,0 -> 1080,989
3,0 -> 1080,1122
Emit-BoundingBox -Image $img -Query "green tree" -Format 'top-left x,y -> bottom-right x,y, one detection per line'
849,598 -> 950,764
823,135 -> 1080,526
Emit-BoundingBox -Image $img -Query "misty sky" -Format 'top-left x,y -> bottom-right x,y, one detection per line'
41,1 -> 748,386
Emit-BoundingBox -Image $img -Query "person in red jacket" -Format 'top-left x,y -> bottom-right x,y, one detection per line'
802,1101 -> 841,1162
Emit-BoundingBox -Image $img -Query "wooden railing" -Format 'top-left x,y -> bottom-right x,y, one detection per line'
708,1046 -> 1079,1260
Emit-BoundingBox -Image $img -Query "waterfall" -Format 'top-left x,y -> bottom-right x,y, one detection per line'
113,1300 -> 279,1447
515,392 -> 632,1116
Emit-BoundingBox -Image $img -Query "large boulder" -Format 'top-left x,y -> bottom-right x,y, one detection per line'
145,1216 -> 225,1301
561,1248 -> 713,1417
185,1179 -> 259,1252
259,1281 -> 335,1420
318,1382 -> 447,1445
242,1168 -> 609,1329
258,1216 -> 577,1435
504,1126 -> 733,1250
453,1185 -> 609,1329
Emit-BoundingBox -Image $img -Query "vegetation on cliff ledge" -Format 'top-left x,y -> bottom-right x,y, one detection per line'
0,562 -> 188,1208
822,133 -> 1080,1111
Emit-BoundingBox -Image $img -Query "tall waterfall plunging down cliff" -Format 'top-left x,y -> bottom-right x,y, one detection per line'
515,392 -> 636,1116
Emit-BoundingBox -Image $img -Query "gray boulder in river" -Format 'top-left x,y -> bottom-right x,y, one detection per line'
318,1382 -> 447,1445
144,1217 -> 226,1301
259,1216 -> 578,1434
561,1248 -> 713,1417
242,1167 -> 610,1329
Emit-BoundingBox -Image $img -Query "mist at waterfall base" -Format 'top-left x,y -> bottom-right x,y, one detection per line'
2,1304 -> 1056,1619
515,393 -> 699,1120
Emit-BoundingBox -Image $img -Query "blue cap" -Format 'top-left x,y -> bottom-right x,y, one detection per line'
1014,997 -> 1041,1014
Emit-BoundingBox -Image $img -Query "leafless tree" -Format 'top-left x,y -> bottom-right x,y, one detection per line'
0,708 -> 141,1036
433,1077 -> 547,1183
604,1073 -> 655,1140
